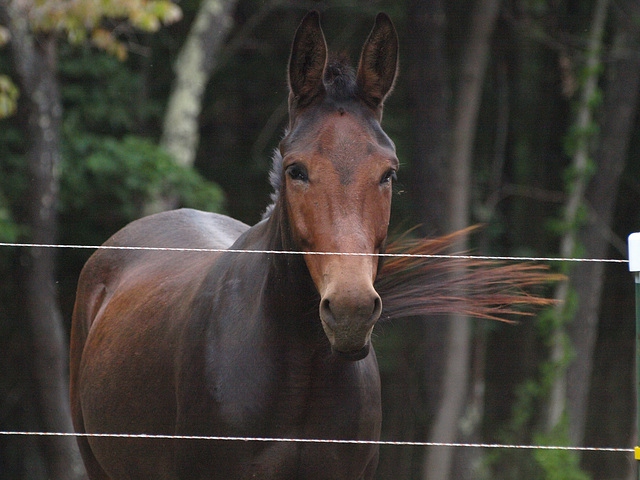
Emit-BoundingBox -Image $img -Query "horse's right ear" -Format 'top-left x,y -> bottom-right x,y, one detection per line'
288,11 -> 327,109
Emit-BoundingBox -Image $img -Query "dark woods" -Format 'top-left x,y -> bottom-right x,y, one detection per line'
0,2 -> 638,480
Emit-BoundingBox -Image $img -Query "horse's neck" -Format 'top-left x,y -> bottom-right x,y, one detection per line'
234,212 -> 323,343
213,214 -> 363,399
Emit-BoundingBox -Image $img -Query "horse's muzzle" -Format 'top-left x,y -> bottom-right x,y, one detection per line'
319,289 -> 382,360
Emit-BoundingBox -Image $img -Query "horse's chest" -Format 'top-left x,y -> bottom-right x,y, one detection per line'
176,321 -> 383,479
214,355 -> 381,433
203,324 -> 379,424
234,358 -> 382,479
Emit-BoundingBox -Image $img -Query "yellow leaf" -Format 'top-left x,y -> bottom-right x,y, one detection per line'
0,75 -> 19,119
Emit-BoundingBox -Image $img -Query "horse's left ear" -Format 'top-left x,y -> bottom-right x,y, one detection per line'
356,13 -> 398,110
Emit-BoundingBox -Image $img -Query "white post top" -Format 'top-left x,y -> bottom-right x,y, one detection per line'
629,232 -> 640,272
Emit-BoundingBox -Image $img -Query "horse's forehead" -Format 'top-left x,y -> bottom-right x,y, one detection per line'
305,117 -> 368,184
314,115 -> 373,151
293,103 -> 389,144
300,110 -> 392,155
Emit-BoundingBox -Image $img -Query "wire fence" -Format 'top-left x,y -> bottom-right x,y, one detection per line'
0,430 -> 634,454
0,241 -> 630,264
0,240 -> 634,456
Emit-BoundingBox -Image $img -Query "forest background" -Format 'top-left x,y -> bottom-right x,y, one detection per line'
0,0 -> 639,479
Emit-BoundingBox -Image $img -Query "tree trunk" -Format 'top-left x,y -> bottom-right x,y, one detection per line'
566,0 -> 640,447
0,1 -> 85,478
147,0 -> 238,214
404,3 -> 450,476
545,0 -> 610,433
406,0 -> 449,237
422,1 -> 502,479
445,0 -> 502,236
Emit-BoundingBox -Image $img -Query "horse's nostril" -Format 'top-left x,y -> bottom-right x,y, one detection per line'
372,295 -> 382,321
320,298 -> 336,328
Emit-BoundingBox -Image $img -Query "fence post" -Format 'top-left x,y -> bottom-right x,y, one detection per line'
628,233 -> 640,478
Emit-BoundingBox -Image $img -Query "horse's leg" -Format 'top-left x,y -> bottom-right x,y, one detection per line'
70,283 -> 112,480
70,411 -> 111,480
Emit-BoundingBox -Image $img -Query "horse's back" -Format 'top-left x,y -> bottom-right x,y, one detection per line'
106,207 -> 248,251
83,207 -> 244,286
69,208 -> 249,480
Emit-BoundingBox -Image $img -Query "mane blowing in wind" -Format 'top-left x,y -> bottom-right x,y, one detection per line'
376,227 -> 560,323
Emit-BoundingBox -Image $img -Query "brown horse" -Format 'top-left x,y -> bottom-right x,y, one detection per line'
70,11 -> 554,480
71,12 -> 397,480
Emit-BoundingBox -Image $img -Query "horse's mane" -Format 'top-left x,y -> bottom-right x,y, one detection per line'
262,148 -> 283,219
323,55 -> 358,100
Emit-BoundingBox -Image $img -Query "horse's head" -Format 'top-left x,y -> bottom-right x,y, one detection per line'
278,11 -> 398,360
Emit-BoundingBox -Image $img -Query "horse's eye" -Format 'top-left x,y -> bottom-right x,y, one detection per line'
380,169 -> 397,185
286,164 -> 309,182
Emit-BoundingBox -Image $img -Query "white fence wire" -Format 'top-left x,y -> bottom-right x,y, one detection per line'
0,431 -> 634,455
0,241 -> 630,264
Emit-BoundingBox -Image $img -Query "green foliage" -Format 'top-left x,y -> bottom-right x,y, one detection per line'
0,120 -> 29,215
0,197 -> 19,242
29,0 -> 183,60
59,44 -> 162,135
576,62 -> 604,92
484,290 -> 583,479
53,39 -> 225,244
538,293 -> 578,339
60,132 -> 224,244
485,371 -> 591,480
562,122 -> 599,159
533,420 -> 591,480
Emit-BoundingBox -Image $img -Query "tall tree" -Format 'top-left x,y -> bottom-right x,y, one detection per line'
422,0 -> 502,479
147,0 -> 239,214
404,3 -> 450,477
0,2 -> 83,478
406,0 -> 449,237
545,0 -> 610,436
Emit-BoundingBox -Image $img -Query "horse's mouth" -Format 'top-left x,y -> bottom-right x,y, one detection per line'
333,343 -> 370,361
